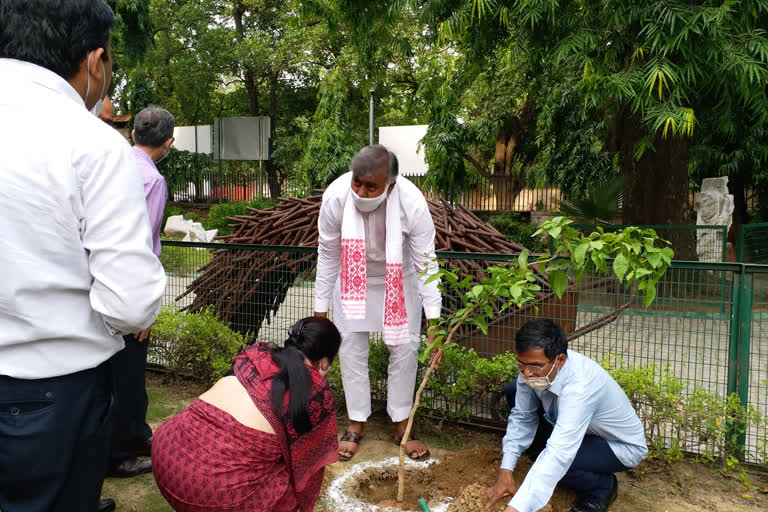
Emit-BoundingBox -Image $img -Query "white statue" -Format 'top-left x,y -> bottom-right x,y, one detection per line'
694,177 -> 734,262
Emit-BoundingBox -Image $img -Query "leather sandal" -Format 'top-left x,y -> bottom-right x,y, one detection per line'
394,434 -> 431,461
339,431 -> 362,461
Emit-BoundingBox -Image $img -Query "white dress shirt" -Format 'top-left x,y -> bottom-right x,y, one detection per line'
502,350 -> 648,512
0,59 -> 167,379
315,172 -> 441,333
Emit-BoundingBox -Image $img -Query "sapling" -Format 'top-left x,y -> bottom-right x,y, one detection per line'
397,217 -> 674,502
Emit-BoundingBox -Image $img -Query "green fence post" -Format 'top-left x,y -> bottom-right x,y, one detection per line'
727,267 -> 752,458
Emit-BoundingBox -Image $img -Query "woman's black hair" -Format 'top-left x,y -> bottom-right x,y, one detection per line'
269,317 -> 341,433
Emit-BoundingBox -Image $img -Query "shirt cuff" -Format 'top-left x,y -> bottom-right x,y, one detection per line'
314,296 -> 330,313
508,493 -> 530,512
500,452 -> 519,472
423,303 -> 442,320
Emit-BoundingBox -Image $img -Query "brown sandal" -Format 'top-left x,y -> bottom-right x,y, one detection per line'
339,431 -> 362,462
394,435 -> 431,462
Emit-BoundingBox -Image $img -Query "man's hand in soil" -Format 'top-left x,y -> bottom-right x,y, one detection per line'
485,469 -> 517,509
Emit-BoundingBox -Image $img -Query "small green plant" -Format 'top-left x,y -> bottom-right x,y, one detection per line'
491,212 -> 548,253
150,306 -> 248,385
203,198 -> 277,235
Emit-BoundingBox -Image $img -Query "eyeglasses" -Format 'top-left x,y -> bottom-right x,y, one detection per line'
516,360 -> 553,374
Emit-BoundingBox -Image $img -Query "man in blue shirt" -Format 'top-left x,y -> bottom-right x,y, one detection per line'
485,319 -> 647,512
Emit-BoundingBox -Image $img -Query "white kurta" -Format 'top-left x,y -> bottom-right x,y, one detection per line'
315,172 -> 441,333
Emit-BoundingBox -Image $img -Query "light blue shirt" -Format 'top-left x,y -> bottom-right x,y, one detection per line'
502,350 -> 648,512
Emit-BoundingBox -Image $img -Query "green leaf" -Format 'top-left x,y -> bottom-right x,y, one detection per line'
518,249 -> 529,268
647,251 -> 663,269
589,240 -> 604,250
660,248 -> 674,264
574,242 -> 589,266
548,269 -> 568,298
550,227 -> 562,239
613,253 -> 629,282
472,285 -> 485,298
475,315 -> 488,334
510,284 -> 522,299
424,273 -> 442,285
643,284 -> 657,308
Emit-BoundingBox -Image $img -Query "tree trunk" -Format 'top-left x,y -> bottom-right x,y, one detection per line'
266,69 -> 281,199
728,171 -> 748,246
607,109 -> 696,260
233,0 -> 259,117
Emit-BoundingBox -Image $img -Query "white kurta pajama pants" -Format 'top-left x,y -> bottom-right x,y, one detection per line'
315,172 -> 442,424
332,269 -> 425,423
338,331 -> 420,422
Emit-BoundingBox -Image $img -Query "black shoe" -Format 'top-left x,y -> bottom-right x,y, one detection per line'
97,498 -> 116,512
107,457 -> 152,478
570,475 -> 618,512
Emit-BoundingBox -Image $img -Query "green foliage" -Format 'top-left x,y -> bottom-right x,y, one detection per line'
296,67 -> 366,190
424,346 -> 518,421
157,149 -> 215,201
558,174 -> 631,224
150,307 -> 247,385
605,359 -> 767,468
203,198 -> 278,236
537,217 -> 674,307
491,213 -> 548,253
159,245 -> 212,277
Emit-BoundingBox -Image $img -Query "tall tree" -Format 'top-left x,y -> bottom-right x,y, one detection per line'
422,0 -> 768,258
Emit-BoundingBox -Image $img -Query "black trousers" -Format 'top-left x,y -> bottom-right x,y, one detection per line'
505,382 -> 629,502
108,335 -> 152,466
0,360 -> 114,512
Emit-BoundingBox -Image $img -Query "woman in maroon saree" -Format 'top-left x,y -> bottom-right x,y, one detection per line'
152,318 -> 341,511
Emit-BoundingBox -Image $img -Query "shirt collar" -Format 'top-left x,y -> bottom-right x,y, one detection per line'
133,146 -> 158,169
0,58 -> 85,108
543,350 -> 572,397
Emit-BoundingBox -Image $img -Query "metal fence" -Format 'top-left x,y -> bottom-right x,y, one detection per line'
168,170 -> 303,203
738,223 -> 768,264
402,174 -> 562,213
157,241 -> 767,463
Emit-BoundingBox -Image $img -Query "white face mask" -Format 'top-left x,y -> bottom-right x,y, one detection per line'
352,179 -> 391,213
90,98 -> 103,117
85,51 -> 106,115
521,359 -> 559,391
319,367 -> 329,378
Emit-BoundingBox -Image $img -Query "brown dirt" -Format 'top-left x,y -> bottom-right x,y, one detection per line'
346,448 -> 576,511
338,446 -> 768,512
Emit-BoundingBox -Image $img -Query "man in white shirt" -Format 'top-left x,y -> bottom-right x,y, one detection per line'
0,2 -> 166,512
485,320 -> 648,512
314,144 -> 442,461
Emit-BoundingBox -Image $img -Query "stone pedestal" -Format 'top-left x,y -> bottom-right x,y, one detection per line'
694,177 -> 734,262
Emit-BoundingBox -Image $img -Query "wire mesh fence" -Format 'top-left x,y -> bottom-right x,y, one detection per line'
738,223 -> 768,264
156,241 -> 767,463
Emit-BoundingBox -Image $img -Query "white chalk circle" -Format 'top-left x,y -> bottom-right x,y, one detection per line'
324,456 -> 453,512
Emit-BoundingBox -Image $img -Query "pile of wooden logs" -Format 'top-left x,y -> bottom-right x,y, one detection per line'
178,194 -> 631,347
179,194 -> 555,338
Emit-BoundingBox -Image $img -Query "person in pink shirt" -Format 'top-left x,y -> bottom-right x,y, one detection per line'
107,106 -> 174,478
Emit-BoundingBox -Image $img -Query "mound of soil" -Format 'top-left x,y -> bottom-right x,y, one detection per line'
347,448 -> 575,511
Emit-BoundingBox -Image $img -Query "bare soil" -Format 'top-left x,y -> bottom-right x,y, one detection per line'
338,444 -> 768,512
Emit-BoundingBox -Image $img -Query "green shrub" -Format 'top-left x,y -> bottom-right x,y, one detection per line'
491,212 -> 548,253
149,306 -> 247,385
159,245 -> 212,276
203,198 -> 278,236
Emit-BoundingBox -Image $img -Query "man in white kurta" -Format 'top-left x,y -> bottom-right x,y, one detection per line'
315,144 -> 441,460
